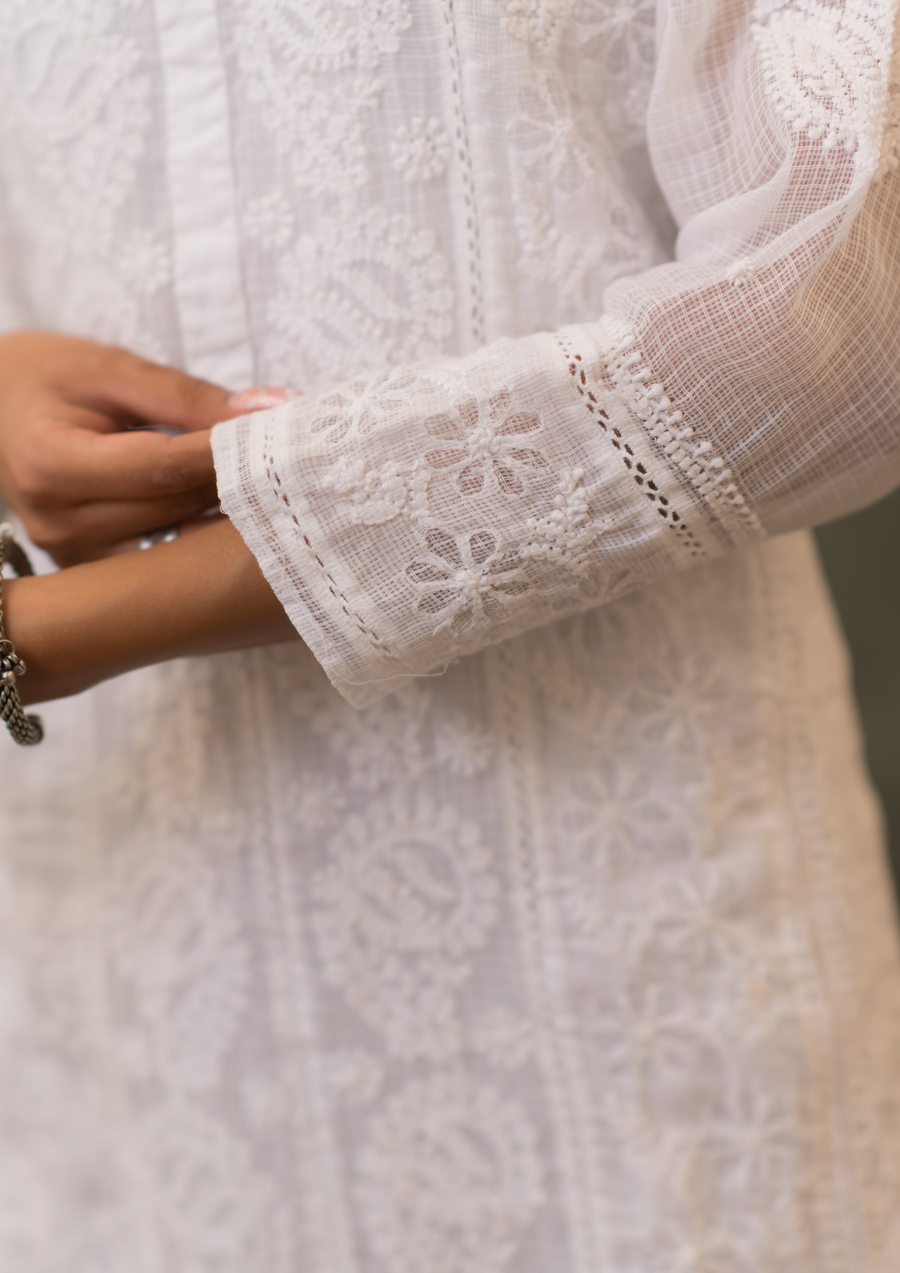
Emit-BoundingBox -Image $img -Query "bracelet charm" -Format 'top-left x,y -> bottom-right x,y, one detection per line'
0,523 -> 43,746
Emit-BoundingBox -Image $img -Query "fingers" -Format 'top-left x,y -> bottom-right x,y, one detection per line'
62,339 -> 234,432
0,328 -> 303,564
27,426 -> 218,504
25,485 -> 222,565
15,381 -> 301,507
0,331 -> 235,431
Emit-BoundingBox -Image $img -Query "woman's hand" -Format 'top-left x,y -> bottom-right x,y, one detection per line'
0,330 -> 239,565
5,518 -> 300,704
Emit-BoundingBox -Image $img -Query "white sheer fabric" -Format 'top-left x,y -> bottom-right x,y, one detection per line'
0,1 -> 898,1270
212,0 -> 900,705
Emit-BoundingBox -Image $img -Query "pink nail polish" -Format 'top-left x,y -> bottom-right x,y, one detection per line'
227,385 -> 302,411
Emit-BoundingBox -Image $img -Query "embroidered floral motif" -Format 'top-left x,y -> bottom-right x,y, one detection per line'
117,229 -> 172,295
0,0 -> 170,357
503,0 -> 656,307
311,796 -> 500,1058
507,84 -> 594,196
321,457 -> 430,524
234,0 -> 411,84
312,683 -> 494,793
424,390 -> 546,496
513,205 -> 610,302
356,1073 -> 545,1273
141,1100 -> 277,1266
432,718 -> 494,776
574,0 -> 656,140
575,0 -> 655,68
406,530 -> 529,636
523,467 -> 606,574
559,766 -> 688,932
391,116 -> 451,181
725,256 -> 755,286
299,367 -> 427,445
504,0 -> 570,51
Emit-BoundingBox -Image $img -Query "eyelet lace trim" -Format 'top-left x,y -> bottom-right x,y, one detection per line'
595,323 -> 764,541
442,0 -> 485,347
558,332 -> 706,558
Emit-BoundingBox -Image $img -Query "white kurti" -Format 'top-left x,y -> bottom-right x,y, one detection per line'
0,0 -> 899,1269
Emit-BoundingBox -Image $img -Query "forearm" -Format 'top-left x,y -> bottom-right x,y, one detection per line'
5,519 -> 299,704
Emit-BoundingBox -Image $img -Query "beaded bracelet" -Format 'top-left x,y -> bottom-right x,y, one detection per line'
0,523 -> 43,745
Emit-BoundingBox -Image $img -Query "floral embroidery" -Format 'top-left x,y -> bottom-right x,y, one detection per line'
356,1073 -> 545,1273
321,457 -> 431,524
110,847 -> 250,1095
301,367 -> 428,445
504,0 -> 570,52
423,389 -> 546,496
286,772 -> 347,832
391,116 -> 451,181
234,0 -> 411,88
514,205 -> 610,302
507,84 -> 594,196
574,0 -> 656,140
406,530 -> 528,636
141,1100 -> 276,1266
312,683 -> 494,793
117,229 -> 172,295
725,256 -> 755,286
559,765 -> 682,928
523,467 -> 606,574
432,718 -> 494,776
311,796 -> 500,1058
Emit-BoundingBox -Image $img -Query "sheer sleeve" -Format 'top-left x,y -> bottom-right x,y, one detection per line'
212,0 -> 900,707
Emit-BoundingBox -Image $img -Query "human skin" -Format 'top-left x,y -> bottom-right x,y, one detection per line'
0,331 -> 300,705
7,519 -> 299,704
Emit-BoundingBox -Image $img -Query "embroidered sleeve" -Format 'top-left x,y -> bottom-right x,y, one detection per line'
213,0 -> 900,707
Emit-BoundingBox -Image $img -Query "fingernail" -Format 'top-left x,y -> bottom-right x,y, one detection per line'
227,385 -> 302,411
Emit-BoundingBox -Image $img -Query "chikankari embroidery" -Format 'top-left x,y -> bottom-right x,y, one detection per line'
523,468 -> 607,575
596,323 -> 764,539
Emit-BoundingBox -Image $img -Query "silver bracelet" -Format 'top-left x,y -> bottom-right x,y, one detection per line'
138,524 -> 180,551
0,523 -> 43,746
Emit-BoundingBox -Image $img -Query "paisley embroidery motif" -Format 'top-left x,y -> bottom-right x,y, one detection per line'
311,795 -> 500,1058
356,1073 -> 545,1273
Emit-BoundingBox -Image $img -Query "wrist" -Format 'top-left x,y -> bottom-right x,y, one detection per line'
5,519 -> 299,705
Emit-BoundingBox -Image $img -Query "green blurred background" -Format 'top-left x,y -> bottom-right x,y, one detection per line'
816,488 -> 900,899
